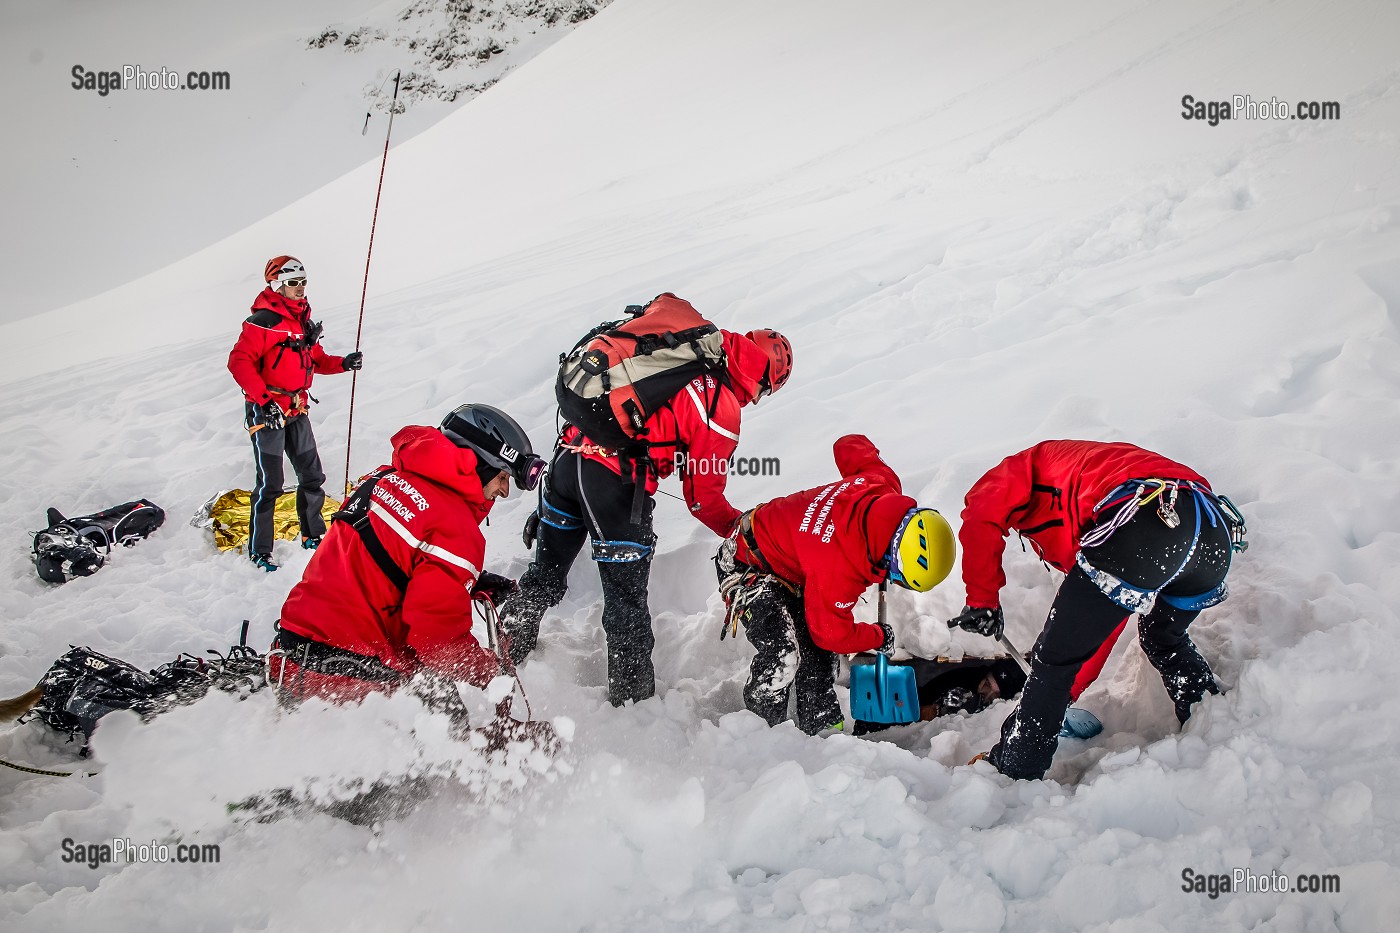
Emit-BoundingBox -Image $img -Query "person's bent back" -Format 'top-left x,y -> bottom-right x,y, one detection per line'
272,405 -> 543,703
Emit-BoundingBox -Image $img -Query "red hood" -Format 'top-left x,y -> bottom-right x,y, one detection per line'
390,426 -> 491,516
863,493 -> 916,569
722,330 -> 769,406
251,286 -> 311,322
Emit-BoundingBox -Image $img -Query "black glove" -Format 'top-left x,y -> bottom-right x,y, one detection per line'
259,400 -> 285,431
304,320 -> 325,346
473,571 -> 519,604
876,621 -> 896,657
937,686 -> 978,716
949,605 -> 1005,638
342,351 -> 364,371
1174,676 -> 1221,724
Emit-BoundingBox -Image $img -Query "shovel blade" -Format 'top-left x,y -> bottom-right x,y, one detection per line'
849,655 -> 919,724
1059,706 -> 1103,739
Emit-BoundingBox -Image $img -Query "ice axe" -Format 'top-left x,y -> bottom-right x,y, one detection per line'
998,634 -> 1031,676
849,581 -> 919,724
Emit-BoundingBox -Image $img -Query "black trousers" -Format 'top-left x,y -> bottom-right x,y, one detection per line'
714,536 -> 841,734
246,403 -> 327,557
742,579 -> 841,734
990,491 -> 1230,779
499,450 -> 657,707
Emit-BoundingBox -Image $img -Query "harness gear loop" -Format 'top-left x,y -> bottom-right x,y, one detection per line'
560,441 -> 618,458
716,512 -> 798,640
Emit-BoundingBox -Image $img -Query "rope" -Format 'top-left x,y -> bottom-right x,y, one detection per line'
0,756 -> 94,778
344,70 -> 402,497
474,596 -> 534,721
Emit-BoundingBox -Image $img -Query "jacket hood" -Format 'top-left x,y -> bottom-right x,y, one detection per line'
722,330 -> 770,406
252,286 -> 310,320
862,492 -> 918,573
390,425 -> 491,515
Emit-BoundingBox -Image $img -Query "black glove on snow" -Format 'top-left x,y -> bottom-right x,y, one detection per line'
342,351 -> 364,371
949,605 -> 1005,638
877,621 -> 897,657
1174,677 -> 1221,724
473,571 -> 519,604
259,400 -> 285,431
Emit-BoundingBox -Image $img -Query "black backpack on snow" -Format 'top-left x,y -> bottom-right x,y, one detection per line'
31,499 -> 165,584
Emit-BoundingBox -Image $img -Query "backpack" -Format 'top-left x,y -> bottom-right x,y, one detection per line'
32,499 -> 166,584
556,293 -> 726,451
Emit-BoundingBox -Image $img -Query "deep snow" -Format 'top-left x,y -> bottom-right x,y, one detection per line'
3,0 -> 1399,930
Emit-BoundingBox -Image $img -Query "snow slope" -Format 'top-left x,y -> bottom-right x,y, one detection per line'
0,0 -> 604,325
3,0 -> 1400,930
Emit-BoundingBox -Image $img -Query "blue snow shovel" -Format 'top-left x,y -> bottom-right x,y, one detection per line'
849,583 -> 920,724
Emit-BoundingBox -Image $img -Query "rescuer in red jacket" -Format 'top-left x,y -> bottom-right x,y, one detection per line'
713,435 -> 956,734
270,404 -> 544,705
227,256 -> 362,571
499,324 -> 792,708
953,440 -> 1245,779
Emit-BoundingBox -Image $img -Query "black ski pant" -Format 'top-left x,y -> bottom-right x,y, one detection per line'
499,450 -> 657,707
714,537 -> 842,734
246,403 -> 327,557
990,493 -> 1230,780
740,579 -> 841,735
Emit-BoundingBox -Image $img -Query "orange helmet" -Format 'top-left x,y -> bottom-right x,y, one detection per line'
746,329 -> 793,399
264,255 -> 306,287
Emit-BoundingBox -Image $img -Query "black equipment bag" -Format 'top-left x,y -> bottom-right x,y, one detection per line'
32,499 -> 165,584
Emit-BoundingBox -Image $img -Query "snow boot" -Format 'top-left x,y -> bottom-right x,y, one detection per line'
250,552 -> 279,572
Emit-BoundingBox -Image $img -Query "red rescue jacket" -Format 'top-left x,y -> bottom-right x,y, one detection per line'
228,287 -> 346,413
277,426 -> 498,687
743,435 -> 916,655
565,329 -> 769,537
959,440 -> 1209,608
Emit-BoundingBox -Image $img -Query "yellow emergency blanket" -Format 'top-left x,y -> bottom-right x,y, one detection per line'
192,489 -> 341,552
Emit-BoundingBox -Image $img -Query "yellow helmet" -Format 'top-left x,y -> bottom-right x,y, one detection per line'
889,508 -> 956,592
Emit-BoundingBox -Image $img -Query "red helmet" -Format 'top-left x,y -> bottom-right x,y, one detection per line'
746,329 -> 793,399
264,255 -> 306,287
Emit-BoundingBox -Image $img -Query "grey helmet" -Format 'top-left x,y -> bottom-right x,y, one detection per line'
440,404 -> 545,491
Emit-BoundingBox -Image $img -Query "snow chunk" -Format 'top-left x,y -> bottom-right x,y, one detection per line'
485,674 -> 515,705
726,760 -> 813,872
1325,780 -> 1372,826
933,873 -> 1006,933
799,873 -> 887,914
